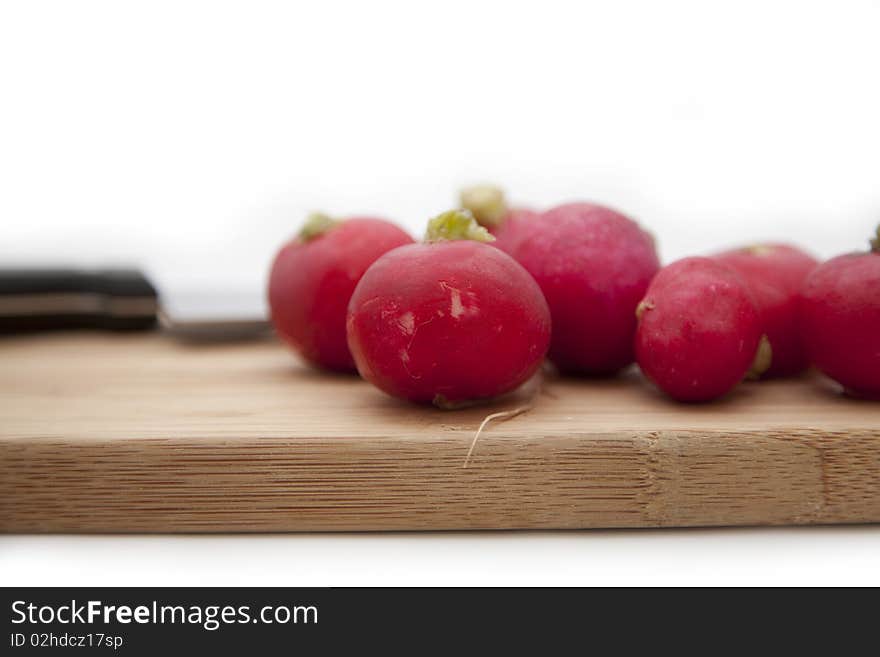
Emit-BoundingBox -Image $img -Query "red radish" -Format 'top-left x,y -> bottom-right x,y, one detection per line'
635,257 -> 769,402
498,201 -> 660,375
715,243 -> 818,377
268,213 -> 413,372
346,210 -> 551,406
459,184 -> 540,255
798,226 -> 880,399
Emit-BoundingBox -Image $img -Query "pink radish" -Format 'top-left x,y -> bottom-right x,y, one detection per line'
506,202 -> 660,375
269,213 -> 413,372
346,210 -> 551,406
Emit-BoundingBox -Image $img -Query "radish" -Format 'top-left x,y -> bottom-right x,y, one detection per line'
459,184 -> 540,255
799,226 -> 880,399
715,243 -> 818,377
497,201 -> 660,375
635,257 -> 768,402
268,213 -> 413,372
346,210 -> 551,406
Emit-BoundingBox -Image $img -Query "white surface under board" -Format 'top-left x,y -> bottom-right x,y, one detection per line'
3,528 -> 880,587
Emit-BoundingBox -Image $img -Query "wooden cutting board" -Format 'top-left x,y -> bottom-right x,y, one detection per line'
1,333 -> 878,532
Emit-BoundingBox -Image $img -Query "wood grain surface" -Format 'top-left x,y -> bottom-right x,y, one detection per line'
1,334 -> 879,532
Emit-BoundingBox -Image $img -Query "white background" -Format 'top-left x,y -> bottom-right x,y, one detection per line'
2,0 -> 880,586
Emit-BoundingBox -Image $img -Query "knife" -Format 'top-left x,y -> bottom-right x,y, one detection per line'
0,268 -> 272,342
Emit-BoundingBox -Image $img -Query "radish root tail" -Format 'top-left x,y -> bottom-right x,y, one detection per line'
461,371 -> 543,469
462,405 -> 532,469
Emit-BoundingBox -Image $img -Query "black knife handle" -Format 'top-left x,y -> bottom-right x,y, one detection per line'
0,269 -> 159,334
